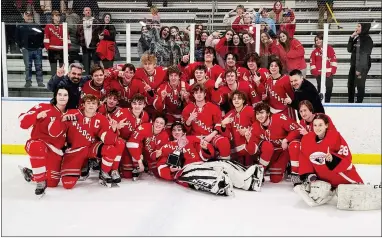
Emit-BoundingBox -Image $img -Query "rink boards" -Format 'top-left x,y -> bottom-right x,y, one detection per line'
1,98 -> 381,165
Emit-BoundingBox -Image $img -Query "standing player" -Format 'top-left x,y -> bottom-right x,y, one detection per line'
212,69 -> 259,112
264,57 -> 296,120
187,65 -> 216,102
19,86 -> 70,195
182,84 -> 231,160
242,52 -> 268,103
224,53 -> 250,82
80,65 -> 107,103
250,102 -> 300,183
153,65 -> 191,130
294,113 -> 364,207
52,94 -> 125,188
219,90 -> 257,167
180,47 -> 225,82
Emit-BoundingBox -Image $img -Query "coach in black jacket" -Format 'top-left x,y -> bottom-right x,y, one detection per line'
47,63 -> 91,109
288,69 -> 325,119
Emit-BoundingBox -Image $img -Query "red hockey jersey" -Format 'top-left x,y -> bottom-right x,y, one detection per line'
153,81 -> 192,117
299,130 -> 363,186
134,66 -> 168,91
113,108 -> 150,140
19,103 -> 67,152
220,105 -> 256,154
182,102 -> 222,136
156,136 -> 215,180
80,80 -> 107,103
52,109 -> 118,149
264,74 -> 295,114
299,113 -> 337,133
310,45 -> 337,77
212,80 -> 259,108
252,113 -> 300,149
43,24 -> 71,50
181,62 -> 225,83
188,78 -> 216,103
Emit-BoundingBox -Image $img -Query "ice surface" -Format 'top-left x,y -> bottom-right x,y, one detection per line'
2,155 -> 381,236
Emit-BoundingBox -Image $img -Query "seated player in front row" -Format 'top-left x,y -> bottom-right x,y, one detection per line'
294,113 -> 380,210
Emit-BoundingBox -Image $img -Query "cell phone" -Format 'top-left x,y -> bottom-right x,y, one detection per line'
283,12 -> 291,17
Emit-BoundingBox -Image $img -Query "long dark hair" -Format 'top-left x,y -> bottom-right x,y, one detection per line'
50,86 -> 70,110
279,30 -> 291,52
203,46 -> 219,65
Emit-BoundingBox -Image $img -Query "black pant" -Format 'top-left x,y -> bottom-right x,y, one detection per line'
82,47 -> 99,75
48,50 -> 64,77
347,65 -> 370,103
148,0 -> 167,7
316,75 -> 333,103
68,50 -> 82,64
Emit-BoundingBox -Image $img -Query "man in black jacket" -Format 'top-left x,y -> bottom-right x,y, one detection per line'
287,69 -> 325,119
15,11 -> 45,88
347,23 -> 373,103
47,63 -> 91,109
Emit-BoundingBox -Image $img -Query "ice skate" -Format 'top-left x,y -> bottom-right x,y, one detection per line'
132,168 -> 141,181
35,181 -> 47,197
89,158 -> 100,171
111,170 -> 121,184
18,165 -> 33,182
79,161 -> 90,181
250,165 -> 264,192
99,170 -> 113,188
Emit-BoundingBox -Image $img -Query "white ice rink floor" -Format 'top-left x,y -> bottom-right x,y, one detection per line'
1,155 -> 381,237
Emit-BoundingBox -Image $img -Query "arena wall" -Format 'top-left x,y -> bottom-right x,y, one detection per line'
1,99 -> 381,164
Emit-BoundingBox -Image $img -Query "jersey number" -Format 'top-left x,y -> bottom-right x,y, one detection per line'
338,145 -> 349,156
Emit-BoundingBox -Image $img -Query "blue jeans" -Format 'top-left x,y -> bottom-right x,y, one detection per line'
22,48 -> 43,83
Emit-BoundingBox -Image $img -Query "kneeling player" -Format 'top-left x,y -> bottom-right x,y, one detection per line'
18,86 -> 70,196
251,102 -> 300,183
53,94 -> 124,188
294,114 -> 380,210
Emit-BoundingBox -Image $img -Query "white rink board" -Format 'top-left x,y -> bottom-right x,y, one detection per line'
1,155 -> 381,236
2,99 -> 381,155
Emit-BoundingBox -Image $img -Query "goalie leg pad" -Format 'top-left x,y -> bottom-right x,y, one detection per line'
337,184 -> 381,211
293,184 -> 321,207
177,163 -> 234,196
309,180 -> 334,205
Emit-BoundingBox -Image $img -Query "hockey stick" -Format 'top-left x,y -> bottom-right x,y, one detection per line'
326,2 -> 343,30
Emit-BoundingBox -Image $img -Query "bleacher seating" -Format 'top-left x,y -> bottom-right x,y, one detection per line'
3,0 -> 381,102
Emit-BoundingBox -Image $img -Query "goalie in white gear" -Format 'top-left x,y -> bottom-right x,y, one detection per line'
294,114 -> 380,210
156,122 -> 264,196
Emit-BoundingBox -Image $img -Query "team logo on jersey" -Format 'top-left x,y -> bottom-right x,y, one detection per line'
309,152 -> 327,165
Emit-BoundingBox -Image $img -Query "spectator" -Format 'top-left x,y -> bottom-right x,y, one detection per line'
76,6 -> 101,74
310,34 -> 337,102
65,8 -> 81,63
215,30 -> 234,61
253,7 -> 276,35
242,33 -> 256,54
44,10 -> 70,77
96,13 -> 116,69
288,69 -> 325,119
317,0 -> 334,29
268,1 -> 289,33
16,0 -> 43,24
223,4 -> 246,26
275,30 -> 307,76
2,1 -> 23,53
15,11 -> 45,88
47,63 -> 91,109
259,32 -> 277,57
71,0 -> 99,19
40,0 -> 66,24
146,5 -> 161,27
279,8 -> 296,38
347,23 -> 373,103
195,31 -> 209,62
138,26 -> 152,58
232,12 -> 255,35
149,26 -> 174,67
147,0 -> 167,7
260,21 -> 276,38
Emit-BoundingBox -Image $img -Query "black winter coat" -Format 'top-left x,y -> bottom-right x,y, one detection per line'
347,23 -> 373,73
